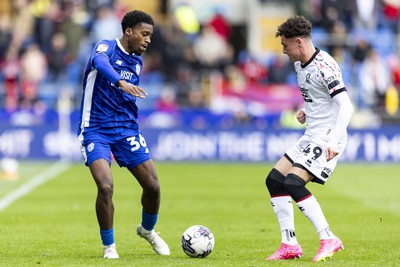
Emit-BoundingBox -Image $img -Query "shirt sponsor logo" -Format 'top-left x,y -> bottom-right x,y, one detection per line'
120,70 -> 133,80
299,87 -> 312,102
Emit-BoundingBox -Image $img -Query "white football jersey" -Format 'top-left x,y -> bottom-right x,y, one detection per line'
294,48 -> 347,138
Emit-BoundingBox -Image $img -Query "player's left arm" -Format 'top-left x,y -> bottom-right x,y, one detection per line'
326,90 -> 353,161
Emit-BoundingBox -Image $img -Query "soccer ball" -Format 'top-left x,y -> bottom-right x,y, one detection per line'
181,225 -> 215,258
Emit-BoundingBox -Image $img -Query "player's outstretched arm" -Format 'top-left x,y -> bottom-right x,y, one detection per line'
116,80 -> 148,98
92,54 -> 148,98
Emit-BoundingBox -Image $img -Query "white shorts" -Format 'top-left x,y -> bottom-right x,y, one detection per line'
285,134 -> 346,184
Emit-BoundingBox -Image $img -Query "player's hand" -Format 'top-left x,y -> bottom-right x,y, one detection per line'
326,146 -> 339,162
117,80 -> 148,98
296,109 -> 306,124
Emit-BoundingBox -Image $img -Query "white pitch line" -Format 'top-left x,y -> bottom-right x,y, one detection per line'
0,161 -> 70,211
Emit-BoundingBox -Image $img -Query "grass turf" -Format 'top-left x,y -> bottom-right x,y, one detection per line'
0,162 -> 399,266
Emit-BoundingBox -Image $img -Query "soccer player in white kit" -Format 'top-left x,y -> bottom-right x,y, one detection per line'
265,16 -> 353,262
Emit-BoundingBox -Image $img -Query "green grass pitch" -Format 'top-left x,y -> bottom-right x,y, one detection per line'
0,162 -> 399,266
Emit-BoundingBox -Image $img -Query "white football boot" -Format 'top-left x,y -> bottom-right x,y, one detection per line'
103,243 -> 119,259
136,224 -> 170,255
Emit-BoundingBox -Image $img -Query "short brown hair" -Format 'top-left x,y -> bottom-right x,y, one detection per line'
275,15 -> 312,39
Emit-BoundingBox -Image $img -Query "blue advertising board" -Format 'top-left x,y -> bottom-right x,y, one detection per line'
0,125 -> 399,162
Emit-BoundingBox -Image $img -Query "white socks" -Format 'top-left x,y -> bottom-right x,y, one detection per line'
296,195 -> 336,239
270,196 -> 298,245
271,194 -> 336,243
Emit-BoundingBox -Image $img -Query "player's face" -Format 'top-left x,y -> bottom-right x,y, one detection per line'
126,23 -> 153,55
280,36 -> 301,62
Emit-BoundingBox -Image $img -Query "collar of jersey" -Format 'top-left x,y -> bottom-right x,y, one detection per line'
301,47 -> 320,68
116,38 -> 136,56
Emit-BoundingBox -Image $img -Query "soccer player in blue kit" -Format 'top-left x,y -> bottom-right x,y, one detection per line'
77,10 -> 170,258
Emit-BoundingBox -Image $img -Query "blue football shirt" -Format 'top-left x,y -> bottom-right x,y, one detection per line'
77,39 -> 143,137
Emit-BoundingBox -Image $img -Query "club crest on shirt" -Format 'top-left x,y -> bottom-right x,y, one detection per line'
305,73 -> 311,84
88,142 -> 95,152
135,64 -> 141,75
96,44 -> 108,52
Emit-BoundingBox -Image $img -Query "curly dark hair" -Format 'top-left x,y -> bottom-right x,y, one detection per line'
121,10 -> 154,32
275,15 -> 312,39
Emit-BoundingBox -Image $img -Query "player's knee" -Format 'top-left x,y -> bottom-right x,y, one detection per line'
284,173 -> 311,202
98,182 -> 114,199
143,177 -> 160,194
265,168 -> 287,196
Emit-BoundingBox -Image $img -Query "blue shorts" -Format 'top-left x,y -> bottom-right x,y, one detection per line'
80,127 -> 151,169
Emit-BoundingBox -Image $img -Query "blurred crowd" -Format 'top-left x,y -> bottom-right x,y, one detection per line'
0,0 -> 124,113
0,0 -> 399,129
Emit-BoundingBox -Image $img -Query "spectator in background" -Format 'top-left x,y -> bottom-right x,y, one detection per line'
154,22 -> 192,82
187,89 -> 206,109
326,20 -> 348,55
184,89 -> 209,129
155,86 -> 179,113
48,32 -> 69,82
0,15 -> 12,61
91,5 -> 121,43
294,0 -> 317,23
20,43 -> 47,107
319,0 -> 344,32
208,10 -> 231,41
359,48 -> 391,109
380,0 -> 400,33
59,1 -> 90,86
318,0 -> 355,31
11,0 -> 35,49
175,64 -> 196,106
268,54 -> 294,84
352,0 -> 379,32
387,55 -> 400,87
193,24 -> 233,71
351,38 -> 372,64
1,46 -> 20,111
30,0 -> 62,55
60,0 -> 89,61
239,55 -> 268,85
141,14 -> 167,74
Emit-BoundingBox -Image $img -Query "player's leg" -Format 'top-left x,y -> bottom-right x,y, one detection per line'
112,131 -> 169,255
90,159 -> 115,230
265,155 -> 302,260
129,159 -> 170,255
129,159 -> 160,226
89,159 -> 119,259
81,131 -> 118,259
285,166 -> 343,262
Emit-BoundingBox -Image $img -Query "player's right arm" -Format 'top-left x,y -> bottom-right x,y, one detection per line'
92,42 -> 147,98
